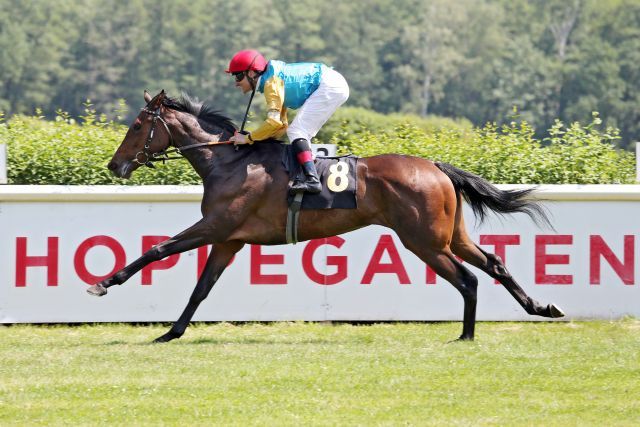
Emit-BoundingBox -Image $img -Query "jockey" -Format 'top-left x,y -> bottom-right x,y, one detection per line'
226,49 -> 349,194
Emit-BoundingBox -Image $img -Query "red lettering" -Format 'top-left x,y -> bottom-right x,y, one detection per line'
141,236 -> 180,285
426,265 -> 437,285
361,234 -> 410,285
535,235 -> 573,285
74,236 -> 127,285
426,256 -> 464,285
197,246 -> 209,277
15,237 -> 59,287
480,234 -> 520,284
302,237 -> 347,285
250,245 -> 287,285
196,245 -> 235,278
590,235 -> 634,285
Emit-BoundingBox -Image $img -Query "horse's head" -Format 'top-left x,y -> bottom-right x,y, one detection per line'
107,90 -> 173,179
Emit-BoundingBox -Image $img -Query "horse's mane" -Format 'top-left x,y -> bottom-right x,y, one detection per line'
163,92 -> 237,134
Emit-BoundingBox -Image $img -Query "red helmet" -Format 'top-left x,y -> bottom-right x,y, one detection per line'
225,50 -> 267,74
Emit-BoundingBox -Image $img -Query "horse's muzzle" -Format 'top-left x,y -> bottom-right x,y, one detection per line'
107,160 -> 133,179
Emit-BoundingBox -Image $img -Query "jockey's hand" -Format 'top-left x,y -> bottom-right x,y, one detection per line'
230,131 -> 250,145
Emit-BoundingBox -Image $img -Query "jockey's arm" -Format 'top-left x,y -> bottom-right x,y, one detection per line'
249,77 -> 288,142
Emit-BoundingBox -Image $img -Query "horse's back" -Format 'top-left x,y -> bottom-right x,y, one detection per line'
357,154 -> 457,228
359,153 -> 453,195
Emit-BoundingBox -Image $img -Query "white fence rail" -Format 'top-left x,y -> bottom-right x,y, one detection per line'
1,185 -> 639,323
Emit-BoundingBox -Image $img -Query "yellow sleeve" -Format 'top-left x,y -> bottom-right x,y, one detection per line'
249,76 -> 288,141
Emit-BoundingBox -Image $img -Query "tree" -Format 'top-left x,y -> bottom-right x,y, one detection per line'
0,1 -> 76,115
388,0 -> 472,116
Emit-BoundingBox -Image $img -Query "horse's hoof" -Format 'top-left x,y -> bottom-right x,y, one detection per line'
153,331 -> 181,343
87,283 -> 107,297
549,303 -> 565,318
450,334 -> 474,343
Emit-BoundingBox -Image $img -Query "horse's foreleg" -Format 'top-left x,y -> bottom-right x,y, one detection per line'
154,241 -> 244,343
87,219 -> 213,296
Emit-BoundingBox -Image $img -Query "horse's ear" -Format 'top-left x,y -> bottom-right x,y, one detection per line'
144,90 -> 152,103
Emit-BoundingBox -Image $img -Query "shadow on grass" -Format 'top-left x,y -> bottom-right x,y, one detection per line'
160,337 -> 338,346
104,340 -> 128,345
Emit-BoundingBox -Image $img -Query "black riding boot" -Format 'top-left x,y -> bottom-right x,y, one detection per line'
290,138 -> 322,194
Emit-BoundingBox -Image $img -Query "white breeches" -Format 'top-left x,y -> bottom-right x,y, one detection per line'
286,67 -> 349,142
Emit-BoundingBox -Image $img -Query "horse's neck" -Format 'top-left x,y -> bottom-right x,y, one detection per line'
170,111 -> 283,183
172,113 -> 232,180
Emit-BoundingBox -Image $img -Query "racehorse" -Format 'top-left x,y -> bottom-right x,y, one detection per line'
88,90 -> 565,342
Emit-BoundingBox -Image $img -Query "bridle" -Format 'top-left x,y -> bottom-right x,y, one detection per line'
134,106 -> 175,168
135,104 -> 235,168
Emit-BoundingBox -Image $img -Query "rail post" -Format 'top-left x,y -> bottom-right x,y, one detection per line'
311,143 -> 337,158
0,142 -> 7,184
636,142 -> 640,183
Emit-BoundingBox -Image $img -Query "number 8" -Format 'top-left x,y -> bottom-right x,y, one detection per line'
327,161 -> 349,192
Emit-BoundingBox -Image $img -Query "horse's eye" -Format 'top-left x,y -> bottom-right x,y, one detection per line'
133,123 -> 141,131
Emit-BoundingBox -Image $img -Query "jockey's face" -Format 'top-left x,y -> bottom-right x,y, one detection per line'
234,70 -> 258,94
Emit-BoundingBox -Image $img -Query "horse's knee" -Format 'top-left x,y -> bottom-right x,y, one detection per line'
147,245 -> 166,262
189,293 -> 206,305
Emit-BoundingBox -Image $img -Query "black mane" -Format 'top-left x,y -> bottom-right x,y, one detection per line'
163,93 -> 237,134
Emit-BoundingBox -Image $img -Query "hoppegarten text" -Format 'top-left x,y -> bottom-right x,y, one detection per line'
13,233 -> 635,287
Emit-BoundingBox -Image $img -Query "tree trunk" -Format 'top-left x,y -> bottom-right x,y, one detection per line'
420,73 -> 432,117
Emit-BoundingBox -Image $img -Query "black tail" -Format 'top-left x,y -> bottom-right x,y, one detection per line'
435,162 -> 552,228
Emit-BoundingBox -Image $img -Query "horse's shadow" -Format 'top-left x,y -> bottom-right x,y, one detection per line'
113,337 -> 340,346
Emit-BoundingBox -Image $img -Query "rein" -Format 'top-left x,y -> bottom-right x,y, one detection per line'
136,106 -> 234,167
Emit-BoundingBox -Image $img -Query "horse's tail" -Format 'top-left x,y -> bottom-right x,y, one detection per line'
434,162 -> 552,228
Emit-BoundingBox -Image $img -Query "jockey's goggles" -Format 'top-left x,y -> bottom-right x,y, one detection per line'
233,71 -> 247,82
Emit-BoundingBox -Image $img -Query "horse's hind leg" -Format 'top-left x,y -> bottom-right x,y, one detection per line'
155,241 -> 244,343
455,242 -> 564,318
398,232 -> 479,340
450,206 -> 564,318
420,250 -> 479,340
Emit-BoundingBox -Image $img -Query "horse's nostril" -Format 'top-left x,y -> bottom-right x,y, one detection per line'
107,161 -> 118,171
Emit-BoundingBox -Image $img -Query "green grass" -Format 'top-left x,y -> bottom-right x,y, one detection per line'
0,321 -> 638,426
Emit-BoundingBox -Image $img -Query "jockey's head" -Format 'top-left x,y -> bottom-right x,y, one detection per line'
226,49 -> 267,93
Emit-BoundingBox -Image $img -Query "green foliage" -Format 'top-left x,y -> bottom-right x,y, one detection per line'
1,0 -> 639,147
5,109 -> 200,185
333,112 -> 634,184
3,109 -> 634,185
314,106 -> 473,144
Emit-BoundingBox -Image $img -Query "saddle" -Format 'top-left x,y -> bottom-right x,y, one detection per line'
281,144 -> 359,243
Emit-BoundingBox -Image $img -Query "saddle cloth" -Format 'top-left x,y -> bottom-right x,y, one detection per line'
282,144 -> 358,210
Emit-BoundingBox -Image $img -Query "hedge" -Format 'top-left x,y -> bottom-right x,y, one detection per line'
313,106 -> 473,144
0,109 -> 635,185
331,113 -> 635,184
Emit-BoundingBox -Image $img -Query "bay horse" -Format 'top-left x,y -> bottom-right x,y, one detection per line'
88,90 -> 564,342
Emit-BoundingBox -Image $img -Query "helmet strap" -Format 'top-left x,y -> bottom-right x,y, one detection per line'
247,73 -> 260,91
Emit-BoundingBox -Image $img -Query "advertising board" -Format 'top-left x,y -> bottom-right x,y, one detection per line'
1,185 -> 638,322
